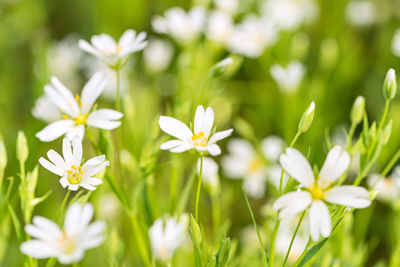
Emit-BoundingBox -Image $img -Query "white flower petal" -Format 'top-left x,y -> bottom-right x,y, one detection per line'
65,125 -> 85,141
319,146 -> 350,184
86,109 -> 123,130
36,120 -> 75,142
82,161 -> 109,178
206,144 -> 221,156
273,191 -> 312,219
194,105 -> 205,134
59,177 -> 69,188
208,129 -> 233,144
82,155 -> 106,169
47,150 -> 67,170
160,140 -> 187,150
20,240 -> 59,259
71,136 -> 83,166
279,148 -> 314,187
68,184 -> 79,191
39,157 -> 64,176
49,77 -> 80,116
170,143 -> 194,153
78,39 -> 102,58
309,201 -> 331,241
324,185 -> 371,208
80,72 -> 108,113
159,116 -> 193,141
91,34 -> 116,52
32,216 -> 61,237
62,137 -> 73,168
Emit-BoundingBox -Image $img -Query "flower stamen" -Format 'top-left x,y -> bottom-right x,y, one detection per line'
191,132 -> 207,147
67,165 -> 83,184
74,113 -> 87,125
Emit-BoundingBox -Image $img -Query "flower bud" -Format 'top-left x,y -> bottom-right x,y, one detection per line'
298,101 -> 315,133
211,57 -> 233,77
189,215 -> 202,244
17,131 -> 28,164
383,68 -> 397,100
382,119 -> 392,145
350,96 -> 365,124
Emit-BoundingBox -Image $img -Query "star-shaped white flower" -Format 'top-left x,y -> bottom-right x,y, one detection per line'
274,146 -> 371,241
21,203 -> 105,264
39,136 -> 109,191
79,29 -> 148,68
35,72 -> 123,142
152,6 -> 206,44
159,105 -> 233,156
270,61 -> 306,93
149,216 -> 188,262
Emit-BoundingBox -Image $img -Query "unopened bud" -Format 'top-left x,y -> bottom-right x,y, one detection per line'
189,215 -> 202,244
383,68 -> 397,100
211,57 -> 233,77
350,96 -> 365,124
298,101 -> 315,133
17,131 -> 28,164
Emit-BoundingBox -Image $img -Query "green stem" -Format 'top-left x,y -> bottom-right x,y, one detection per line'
131,215 -> 151,267
346,122 -> 357,150
381,147 -> 400,177
283,211 -> 306,267
195,156 -> 203,221
273,131 -> 301,266
377,100 -> 390,137
169,158 -> 178,214
56,190 -> 71,222
242,188 -> 268,266
115,69 -> 121,112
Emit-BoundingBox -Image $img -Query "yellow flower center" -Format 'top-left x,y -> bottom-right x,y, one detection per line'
74,113 -> 87,125
191,132 -> 208,147
67,165 -> 84,184
309,185 -> 325,201
116,44 -> 121,54
58,231 -> 76,254
249,158 -> 263,173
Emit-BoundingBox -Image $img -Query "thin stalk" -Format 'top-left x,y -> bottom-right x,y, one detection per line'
169,157 -> 178,214
56,190 -> 71,222
272,131 -> 301,267
115,69 -> 121,112
195,156 -> 203,221
381,147 -> 400,177
242,188 -> 268,266
346,122 -> 357,150
131,215 -> 151,267
283,211 -> 306,267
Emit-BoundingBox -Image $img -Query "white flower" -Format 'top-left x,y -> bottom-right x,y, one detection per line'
39,136 -> 109,191
206,10 -> 234,44
345,1 -> 376,27
270,61 -> 306,93
79,29 -> 148,68
197,157 -> 219,192
159,105 -> 233,156
222,139 -> 267,198
149,216 -> 188,262
261,135 -> 285,162
262,0 -> 318,31
276,217 -> 308,262
143,38 -> 174,73
274,146 -> 371,241
228,15 -> 278,58
152,6 -> 206,44
20,203 -> 105,264
368,167 -> 400,203
35,72 -> 123,142
392,29 -> 400,57
214,0 -> 239,15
